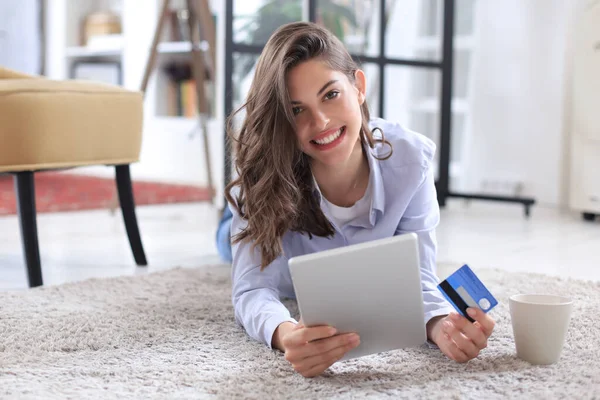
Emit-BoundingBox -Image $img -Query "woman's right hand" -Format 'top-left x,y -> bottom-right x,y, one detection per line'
276,321 -> 360,377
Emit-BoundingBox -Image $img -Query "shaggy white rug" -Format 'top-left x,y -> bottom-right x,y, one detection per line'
1,266 -> 599,400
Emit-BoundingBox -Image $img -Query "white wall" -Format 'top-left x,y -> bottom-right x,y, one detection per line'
462,0 -> 585,206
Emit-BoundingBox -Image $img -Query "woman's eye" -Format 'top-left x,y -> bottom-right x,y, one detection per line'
325,90 -> 339,100
292,107 -> 302,116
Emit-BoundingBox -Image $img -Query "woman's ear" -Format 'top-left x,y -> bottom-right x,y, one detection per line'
354,69 -> 367,105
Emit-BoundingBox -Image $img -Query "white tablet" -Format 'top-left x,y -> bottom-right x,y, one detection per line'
288,233 -> 427,361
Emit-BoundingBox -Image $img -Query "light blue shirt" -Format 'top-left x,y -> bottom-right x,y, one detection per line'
229,118 -> 455,348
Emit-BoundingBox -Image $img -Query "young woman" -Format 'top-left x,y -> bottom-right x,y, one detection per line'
222,21 -> 495,378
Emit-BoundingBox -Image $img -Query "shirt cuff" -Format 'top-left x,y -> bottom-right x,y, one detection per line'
424,306 -> 454,326
264,315 -> 298,350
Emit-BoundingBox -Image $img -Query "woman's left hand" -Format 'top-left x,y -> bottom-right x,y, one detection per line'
429,307 -> 495,363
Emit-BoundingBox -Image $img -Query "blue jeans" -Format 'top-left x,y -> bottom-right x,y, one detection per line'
216,205 -> 233,263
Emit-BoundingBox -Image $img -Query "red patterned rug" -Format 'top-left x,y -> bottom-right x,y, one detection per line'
0,172 -> 212,216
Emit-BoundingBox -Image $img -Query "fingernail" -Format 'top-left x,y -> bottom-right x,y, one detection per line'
329,327 -> 337,335
450,312 -> 460,320
467,308 -> 477,317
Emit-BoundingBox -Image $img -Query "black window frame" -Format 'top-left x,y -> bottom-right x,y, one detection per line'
222,0 -> 535,216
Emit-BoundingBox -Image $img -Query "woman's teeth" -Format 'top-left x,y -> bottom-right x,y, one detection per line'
312,127 -> 344,145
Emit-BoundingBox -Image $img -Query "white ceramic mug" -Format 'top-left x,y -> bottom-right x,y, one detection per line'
509,294 -> 573,365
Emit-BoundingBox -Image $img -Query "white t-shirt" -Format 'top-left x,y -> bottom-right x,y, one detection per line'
321,178 -> 373,228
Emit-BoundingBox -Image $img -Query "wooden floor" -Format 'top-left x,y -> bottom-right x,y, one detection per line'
0,199 -> 598,290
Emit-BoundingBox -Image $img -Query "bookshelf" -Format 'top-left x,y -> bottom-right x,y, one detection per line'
44,0 -> 225,202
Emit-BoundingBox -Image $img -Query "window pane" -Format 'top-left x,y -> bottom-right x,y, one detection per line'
316,0 -> 380,57
413,50 -> 439,98
455,0 -> 476,36
419,0 -> 441,36
411,49 -> 470,99
386,110 -> 466,187
449,112 -> 466,191
453,49 -> 470,98
384,65 -> 442,178
384,65 -> 441,124
410,110 -> 439,146
385,0 -> 443,61
234,0 -> 303,45
232,52 -> 260,111
451,113 -> 464,164
361,62 -> 381,118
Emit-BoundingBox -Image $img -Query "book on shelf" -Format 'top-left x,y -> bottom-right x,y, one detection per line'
163,60 -> 214,119
166,79 -> 195,118
166,77 -> 214,118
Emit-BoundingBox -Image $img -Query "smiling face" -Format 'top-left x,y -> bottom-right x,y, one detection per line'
286,59 -> 366,168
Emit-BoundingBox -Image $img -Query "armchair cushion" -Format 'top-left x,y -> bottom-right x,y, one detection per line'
0,67 -> 143,173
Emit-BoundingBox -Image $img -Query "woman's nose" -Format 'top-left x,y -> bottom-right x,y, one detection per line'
312,109 -> 330,130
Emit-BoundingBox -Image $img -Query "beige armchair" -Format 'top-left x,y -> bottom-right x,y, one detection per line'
0,66 -> 147,287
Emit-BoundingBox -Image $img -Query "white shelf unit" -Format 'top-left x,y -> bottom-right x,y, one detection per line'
157,40 -> 193,53
65,46 -> 123,58
44,0 -> 225,203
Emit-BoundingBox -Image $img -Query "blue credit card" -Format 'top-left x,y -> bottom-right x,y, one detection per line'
437,264 -> 498,322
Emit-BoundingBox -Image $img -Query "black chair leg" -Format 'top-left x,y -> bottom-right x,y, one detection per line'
115,165 -> 148,266
13,171 -> 43,287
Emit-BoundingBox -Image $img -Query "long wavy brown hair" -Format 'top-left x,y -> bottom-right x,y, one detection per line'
225,21 -> 392,269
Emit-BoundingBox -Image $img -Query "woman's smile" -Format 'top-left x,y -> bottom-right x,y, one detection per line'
310,126 -> 347,150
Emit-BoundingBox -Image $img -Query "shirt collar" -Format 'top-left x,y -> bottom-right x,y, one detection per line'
311,142 -> 386,227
